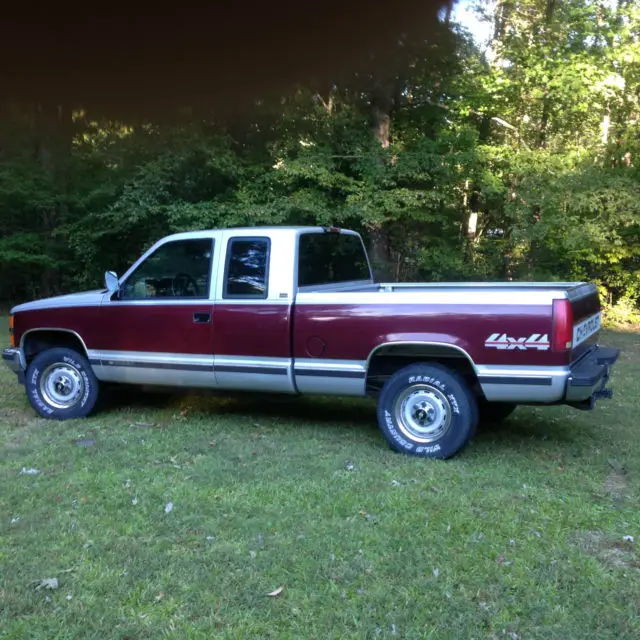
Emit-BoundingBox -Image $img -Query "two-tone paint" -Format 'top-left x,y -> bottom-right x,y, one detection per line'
7,226 -> 605,406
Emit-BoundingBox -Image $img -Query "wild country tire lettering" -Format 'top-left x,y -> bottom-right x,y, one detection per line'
416,444 -> 441,454
384,410 -> 414,450
80,372 -> 90,407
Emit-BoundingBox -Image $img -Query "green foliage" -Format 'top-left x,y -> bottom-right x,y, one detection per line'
602,296 -> 640,327
0,0 -> 639,312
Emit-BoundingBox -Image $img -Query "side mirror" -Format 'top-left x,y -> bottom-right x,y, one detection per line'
104,270 -> 120,294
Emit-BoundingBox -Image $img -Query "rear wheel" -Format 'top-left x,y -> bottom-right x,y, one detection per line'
376,363 -> 478,459
25,347 -> 100,419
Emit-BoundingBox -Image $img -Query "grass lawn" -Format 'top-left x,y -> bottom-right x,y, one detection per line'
1,320 -> 639,639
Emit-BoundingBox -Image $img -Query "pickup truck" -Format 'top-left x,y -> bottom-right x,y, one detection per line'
3,225 -> 620,459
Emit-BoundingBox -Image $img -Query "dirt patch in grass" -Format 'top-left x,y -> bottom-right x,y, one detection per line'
1,413 -> 39,450
604,469 -> 630,500
572,530 -> 639,570
0,406 -> 33,423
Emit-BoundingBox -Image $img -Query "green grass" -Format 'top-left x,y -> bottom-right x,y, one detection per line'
1,321 -> 639,639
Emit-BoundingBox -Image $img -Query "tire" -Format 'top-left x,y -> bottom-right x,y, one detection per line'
25,347 -> 100,420
376,363 -> 478,459
478,400 -> 517,424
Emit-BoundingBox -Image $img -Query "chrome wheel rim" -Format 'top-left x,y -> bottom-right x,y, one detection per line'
394,384 -> 452,443
39,363 -> 84,410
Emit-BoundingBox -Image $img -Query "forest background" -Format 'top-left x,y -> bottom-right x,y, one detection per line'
1,0 -> 638,324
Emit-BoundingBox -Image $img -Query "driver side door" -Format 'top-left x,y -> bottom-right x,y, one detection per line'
92,237 -> 218,388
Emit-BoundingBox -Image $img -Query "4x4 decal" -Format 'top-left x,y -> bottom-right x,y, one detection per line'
485,333 -> 550,351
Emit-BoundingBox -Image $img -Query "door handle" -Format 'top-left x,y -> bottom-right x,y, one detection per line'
193,312 -> 211,324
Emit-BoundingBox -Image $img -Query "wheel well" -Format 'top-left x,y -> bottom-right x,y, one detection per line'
22,330 -> 88,363
366,344 -> 480,397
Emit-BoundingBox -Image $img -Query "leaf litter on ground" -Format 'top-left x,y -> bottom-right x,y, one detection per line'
20,467 -> 39,475
35,578 -> 59,591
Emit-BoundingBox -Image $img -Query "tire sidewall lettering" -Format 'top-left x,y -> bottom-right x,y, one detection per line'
447,393 -> 460,415
63,355 -> 82,369
28,367 -> 53,414
80,371 -> 91,408
407,375 -> 446,391
416,444 -> 441,454
384,410 -> 414,450
29,386 -> 54,415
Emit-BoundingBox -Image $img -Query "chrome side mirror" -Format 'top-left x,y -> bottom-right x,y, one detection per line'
104,270 -> 120,294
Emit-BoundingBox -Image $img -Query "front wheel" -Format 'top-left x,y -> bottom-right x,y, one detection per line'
376,363 -> 478,459
25,347 -> 100,419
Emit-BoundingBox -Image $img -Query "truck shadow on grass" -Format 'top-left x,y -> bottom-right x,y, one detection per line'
471,409 -> 596,457
103,386 -> 590,455
108,386 -> 379,426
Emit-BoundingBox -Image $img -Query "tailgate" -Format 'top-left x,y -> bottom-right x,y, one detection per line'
553,283 -> 602,363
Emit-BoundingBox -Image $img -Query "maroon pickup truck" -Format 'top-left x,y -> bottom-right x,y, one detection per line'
3,226 -> 619,459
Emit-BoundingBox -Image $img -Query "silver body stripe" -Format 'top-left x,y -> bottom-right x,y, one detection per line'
215,355 -> 291,371
214,355 -> 295,393
293,358 -> 367,396
476,364 -> 570,376
90,350 -> 214,368
89,350 -> 215,389
293,358 -> 367,376
475,364 -> 569,402
88,351 -> 372,396
87,350 -> 573,402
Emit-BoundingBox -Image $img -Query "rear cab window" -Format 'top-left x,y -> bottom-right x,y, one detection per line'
297,231 -> 372,289
223,237 -> 270,298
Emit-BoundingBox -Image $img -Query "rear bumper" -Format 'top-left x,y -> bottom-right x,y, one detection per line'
2,347 -> 26,383
565,346 -> 619,410
477,344 -> 620,407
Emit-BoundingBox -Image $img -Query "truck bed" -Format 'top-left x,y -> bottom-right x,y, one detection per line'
294,279 -> 602,372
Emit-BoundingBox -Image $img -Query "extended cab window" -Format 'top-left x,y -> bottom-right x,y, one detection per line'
121,239 -> 213,300
298,232 -> 371,288
224,237 -> 270,298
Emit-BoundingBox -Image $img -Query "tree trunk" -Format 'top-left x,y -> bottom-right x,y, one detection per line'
371,101 -> 391,149
368,82 -> 394,280
601,110 -> 610,145
536,0 -> 556,149
537,93 -> 550,149
463,114 -> 491,264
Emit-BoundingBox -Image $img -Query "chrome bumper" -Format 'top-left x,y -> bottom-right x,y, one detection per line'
2,347 -> 26,383
565,346 -> 619,410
